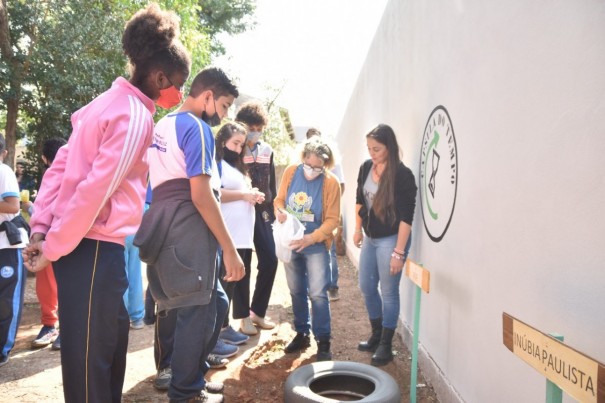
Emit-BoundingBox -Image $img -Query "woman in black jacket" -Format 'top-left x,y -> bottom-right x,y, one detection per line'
353,124 -> 417,366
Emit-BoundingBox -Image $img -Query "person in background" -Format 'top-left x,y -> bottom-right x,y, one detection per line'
15,160 -> 35,194
0,134 -> 30,368
305,128 -> 345,301
354,124 -> 417,367
30,137 -> 67,351
123,232 -> 145,330
23,4 -> 191,402
137,66 -> 243,403
234,101 -> 278,335
274,137 -> 340,362
142,184 -> 156,327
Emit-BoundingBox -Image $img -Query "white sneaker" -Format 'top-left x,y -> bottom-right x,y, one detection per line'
250,313 -> 276,330
239,317 -> 258,335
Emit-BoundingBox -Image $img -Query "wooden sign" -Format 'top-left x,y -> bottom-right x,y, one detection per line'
503,313 -> 605,403
405,260 -> 430,293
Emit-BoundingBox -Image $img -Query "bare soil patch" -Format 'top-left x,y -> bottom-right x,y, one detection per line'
0,255 -> 438,402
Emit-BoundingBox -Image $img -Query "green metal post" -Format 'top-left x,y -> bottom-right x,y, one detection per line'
410,284 -> 422,403
545,333 -> 564,403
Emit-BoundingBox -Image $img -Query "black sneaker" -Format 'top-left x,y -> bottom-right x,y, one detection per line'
154,367 -> 171,390
316,340 -> 332,361
284,333 -> 310,353
206,354 -> 228,369
169,390 -> 224,403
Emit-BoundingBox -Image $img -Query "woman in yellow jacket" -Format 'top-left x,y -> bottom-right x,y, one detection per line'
274,137 -> 340,361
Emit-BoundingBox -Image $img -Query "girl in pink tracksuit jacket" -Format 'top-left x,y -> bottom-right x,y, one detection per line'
23,5 -> 191,403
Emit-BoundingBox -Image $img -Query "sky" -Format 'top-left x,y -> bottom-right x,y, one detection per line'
214,0 -> 389,139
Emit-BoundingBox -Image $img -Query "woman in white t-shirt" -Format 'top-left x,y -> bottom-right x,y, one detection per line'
214,122 -> 265,348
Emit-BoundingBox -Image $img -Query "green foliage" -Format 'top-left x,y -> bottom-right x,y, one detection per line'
198,0 -> 256,55
262,100 -> 296,168
1,0 -> 253,186
19,1 -> 128,168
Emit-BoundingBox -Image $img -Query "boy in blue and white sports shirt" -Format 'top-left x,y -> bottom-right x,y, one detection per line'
135,67 -> 244,403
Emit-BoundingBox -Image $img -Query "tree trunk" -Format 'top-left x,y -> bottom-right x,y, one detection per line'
5,95 -> 18,168
0,0 -> 16,167
0,0 -> 22,168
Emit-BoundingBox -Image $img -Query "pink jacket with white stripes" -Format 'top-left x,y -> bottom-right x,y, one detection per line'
30,77 -> 156,262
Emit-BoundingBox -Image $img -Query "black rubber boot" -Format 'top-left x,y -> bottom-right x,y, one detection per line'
371,327 -> 395,366
285,333 -> 311,353
358,317 -> 382,352
316,339 -> 332,362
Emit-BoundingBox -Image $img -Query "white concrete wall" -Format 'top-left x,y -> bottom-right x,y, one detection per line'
337,1 -> 605,402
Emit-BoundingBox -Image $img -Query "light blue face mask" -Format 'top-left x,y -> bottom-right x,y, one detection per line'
247,131 -> 261,145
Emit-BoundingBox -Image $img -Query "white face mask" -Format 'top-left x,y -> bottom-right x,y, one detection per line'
303,164 -> 324,180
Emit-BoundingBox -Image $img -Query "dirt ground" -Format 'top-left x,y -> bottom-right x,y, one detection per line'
0,254 -> 438,402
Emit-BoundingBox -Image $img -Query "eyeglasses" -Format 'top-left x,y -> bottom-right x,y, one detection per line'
303,163 -> 325,173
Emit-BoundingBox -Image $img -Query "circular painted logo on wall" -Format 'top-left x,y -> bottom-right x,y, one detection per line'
419,105 -> 458,242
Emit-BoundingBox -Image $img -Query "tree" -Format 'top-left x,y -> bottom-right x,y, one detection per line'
0,0 -> 226,184
0,0 -> 39,167
1,0 -> 255,185
198,0 -> 256,55
0,1 -> 132,171
262,86 -> 296,168
19,1 -> 129,174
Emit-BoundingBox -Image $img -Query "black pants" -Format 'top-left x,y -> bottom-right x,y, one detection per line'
222,248 -> 251,324
0,248 -> 25,360
54,238 -> 128,403
249,211 -> 279,318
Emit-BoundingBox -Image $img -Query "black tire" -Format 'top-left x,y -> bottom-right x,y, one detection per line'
284,361 -> 401,402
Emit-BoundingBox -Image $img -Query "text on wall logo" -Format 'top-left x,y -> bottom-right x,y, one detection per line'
419,105 -> 458,242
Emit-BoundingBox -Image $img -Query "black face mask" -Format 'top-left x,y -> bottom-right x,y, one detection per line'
202,96 -> 221,127
202,111 -> 221,127
222,147 -> 240,165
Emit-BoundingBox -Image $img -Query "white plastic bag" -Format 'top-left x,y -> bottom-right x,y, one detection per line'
272,213 -> 305,263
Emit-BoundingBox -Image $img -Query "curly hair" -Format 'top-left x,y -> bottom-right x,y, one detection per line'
122,3 -> 191,81
300,137 -> 334,170
235,101 -> 269,128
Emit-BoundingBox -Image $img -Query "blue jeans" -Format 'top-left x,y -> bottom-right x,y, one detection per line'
328,241 -> 339,289
358,234 -> 411,329
284,247 -> 331,341
123,235 -> 144,322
